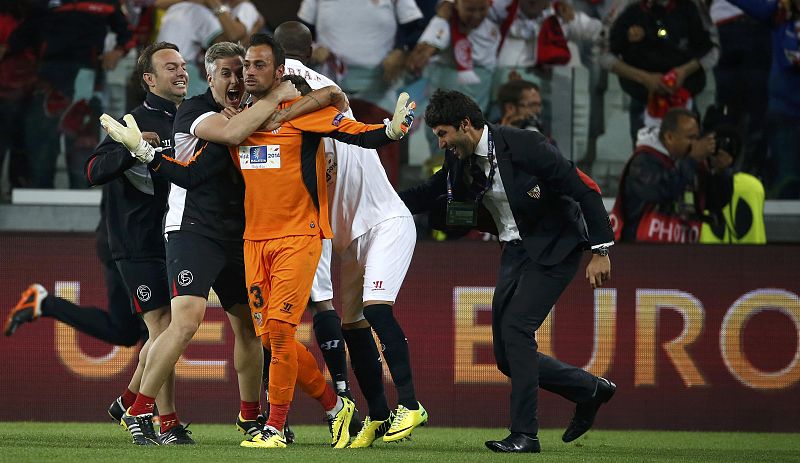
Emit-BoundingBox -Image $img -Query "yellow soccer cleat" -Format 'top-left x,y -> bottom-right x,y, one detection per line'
327,395 -> 355,449
240,425 -> 287,448
235,413 -> 262,441
383,402 -> 428,442
348,413 -> 394,448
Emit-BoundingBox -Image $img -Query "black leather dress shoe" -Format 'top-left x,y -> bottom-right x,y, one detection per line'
562,376 -> 616,442
485,433 -> 541,453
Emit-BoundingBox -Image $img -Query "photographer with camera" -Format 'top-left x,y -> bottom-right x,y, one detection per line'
698,110 -> 766,243
610,108 -> 723,243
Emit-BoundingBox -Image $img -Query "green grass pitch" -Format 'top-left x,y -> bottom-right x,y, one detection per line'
1,422 -> 799,463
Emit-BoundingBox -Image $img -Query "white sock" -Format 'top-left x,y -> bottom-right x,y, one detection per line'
325,396 -> 343,419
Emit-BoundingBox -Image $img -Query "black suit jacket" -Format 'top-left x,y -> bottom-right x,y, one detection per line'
401,124 -> 614,265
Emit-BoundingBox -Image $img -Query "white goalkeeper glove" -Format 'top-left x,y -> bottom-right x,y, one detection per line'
385,92 -> 416,141
99,113 -> 155,163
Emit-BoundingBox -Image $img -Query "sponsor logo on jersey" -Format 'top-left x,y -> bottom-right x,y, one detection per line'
177,270 -> 193,287
332,113 -> 345,127
239,145 -> 280,169
372,280 -> 385,291
281,302 -> 293,314
137,285 -> 151,302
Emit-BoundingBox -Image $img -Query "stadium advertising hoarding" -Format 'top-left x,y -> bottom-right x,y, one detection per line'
0,233 -> 798,431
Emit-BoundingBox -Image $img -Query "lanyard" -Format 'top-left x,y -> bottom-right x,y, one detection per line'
446,130 -> 496,203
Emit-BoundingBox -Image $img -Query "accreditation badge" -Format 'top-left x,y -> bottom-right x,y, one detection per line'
446,201 -> 478,227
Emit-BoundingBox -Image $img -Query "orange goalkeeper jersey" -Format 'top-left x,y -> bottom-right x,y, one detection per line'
230,99 -> 388,241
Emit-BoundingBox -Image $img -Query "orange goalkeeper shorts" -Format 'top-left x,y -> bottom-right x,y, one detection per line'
244,235 -> 322,336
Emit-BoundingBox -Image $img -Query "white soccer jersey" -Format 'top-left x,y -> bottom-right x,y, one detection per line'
231,2 -> 261,33
418,13 -> 501,69
158,3 -> 220,62
284,59 -> 412,253
157,2 -> 261,62
322,139 -> 412,253
284,58 -> 339,92
297,0 -> 423,67
492,0 -> 602,68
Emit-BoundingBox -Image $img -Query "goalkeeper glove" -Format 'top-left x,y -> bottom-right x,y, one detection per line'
385,92 -> 416,140
99,113 -> 155,163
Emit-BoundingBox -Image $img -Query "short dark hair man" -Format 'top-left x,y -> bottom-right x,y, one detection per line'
497,79 -> 543,131
401,89 -> 616,453
93,41 -> 189,445
228,32 -> 414,449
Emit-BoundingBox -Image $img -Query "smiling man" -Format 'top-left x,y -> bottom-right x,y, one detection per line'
401,89 -> 616,453
91,41 -> 188,445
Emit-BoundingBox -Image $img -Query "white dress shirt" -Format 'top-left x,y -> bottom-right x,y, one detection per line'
465,127 -> 521,242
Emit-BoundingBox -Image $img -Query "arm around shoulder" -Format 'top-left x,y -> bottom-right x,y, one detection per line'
195,96 -> 280,145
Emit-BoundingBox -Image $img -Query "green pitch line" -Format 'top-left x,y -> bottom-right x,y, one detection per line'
0,423 -> 798,463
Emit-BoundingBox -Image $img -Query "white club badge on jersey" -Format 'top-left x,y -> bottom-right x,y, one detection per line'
239,145 -> 280,169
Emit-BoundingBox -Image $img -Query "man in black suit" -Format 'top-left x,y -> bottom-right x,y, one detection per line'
401,89 -> 616,453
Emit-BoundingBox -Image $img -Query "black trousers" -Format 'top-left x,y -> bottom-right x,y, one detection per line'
492,241 -> 597,435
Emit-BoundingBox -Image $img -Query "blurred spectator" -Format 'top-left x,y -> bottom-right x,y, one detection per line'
408,0 -> 499,112
605,0 -> 717,143
297,0 -> 425,112
156,0 -> 263,97
609,108 -> 730,243
415,0 -> 601,149
709,0 -> 770,178
496,79 -> 544,132
728,0 -> 800,198
415,0 -> 441,20
255,0 -> 300,31
494,0 -> 603,74
19,0 -> 134,189
492,0 -> 602,146
0,1 -> 37,192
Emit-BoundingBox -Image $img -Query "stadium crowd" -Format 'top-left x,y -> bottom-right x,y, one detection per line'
0,0 -> 797,201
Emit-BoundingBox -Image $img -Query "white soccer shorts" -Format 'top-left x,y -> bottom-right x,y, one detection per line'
339,216 -> 416,324
310,239 -> 334,302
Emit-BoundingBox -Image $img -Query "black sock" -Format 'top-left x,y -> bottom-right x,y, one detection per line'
313,310 -> 349,393
363,304 -> 417,410
343,325 -> 390,421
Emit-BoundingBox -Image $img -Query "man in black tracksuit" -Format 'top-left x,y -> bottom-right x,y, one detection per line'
87,42 -> 191,445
